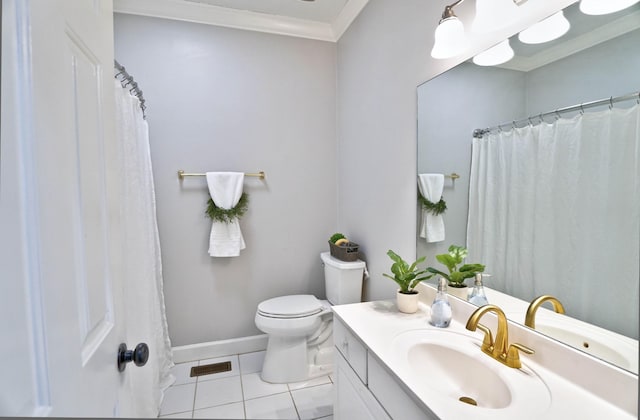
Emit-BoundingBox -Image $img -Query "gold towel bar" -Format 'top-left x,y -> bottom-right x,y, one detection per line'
178,170 -> 265,180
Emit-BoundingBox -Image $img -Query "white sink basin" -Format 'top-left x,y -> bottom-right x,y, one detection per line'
390,329 -> 551,418
533,316 -> 638,374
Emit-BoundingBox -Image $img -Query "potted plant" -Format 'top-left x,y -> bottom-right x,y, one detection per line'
383,250 -> 433,313
426,245 -> 485,301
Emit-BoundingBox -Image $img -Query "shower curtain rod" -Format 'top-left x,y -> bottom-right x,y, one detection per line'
114,60 -> 147,119
473,90 -> 640,138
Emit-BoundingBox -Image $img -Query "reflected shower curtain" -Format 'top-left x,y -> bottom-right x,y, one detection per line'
467,105 -> 639,339
114,80 -> 175,417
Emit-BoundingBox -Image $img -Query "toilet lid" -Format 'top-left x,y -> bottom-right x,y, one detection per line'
258,295 -> 323,318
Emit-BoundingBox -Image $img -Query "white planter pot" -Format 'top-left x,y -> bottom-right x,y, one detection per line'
447,284 -> 469,301
397,290 -> 419,313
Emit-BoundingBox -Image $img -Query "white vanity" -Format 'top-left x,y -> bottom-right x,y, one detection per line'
332,282 -> 638,420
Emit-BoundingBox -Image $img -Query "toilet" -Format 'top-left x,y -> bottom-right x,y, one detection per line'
255,252 -> 366,383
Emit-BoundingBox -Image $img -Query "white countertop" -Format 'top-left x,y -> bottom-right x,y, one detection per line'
332,283 -> 638,420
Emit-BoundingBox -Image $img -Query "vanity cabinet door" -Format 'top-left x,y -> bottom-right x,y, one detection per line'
335,351 -> 391,420
367,354 -> 437,420
334,318 -> 368,383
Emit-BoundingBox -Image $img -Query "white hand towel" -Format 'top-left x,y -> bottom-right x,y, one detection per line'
418,173 -> 445,243
206,172 -> 246,257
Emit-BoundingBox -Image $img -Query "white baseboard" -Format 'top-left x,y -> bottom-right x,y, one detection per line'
172,334 -> 269,364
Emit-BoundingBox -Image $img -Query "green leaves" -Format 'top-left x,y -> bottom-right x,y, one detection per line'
385,245 -> 484,291
329,233 -> 346,243
426,245 -> 484,286
384,250 -> 433,293
206,193 -> 249,223
418,192 -> 447,216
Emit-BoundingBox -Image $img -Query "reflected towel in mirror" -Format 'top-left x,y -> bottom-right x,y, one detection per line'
418,174 -> 445,242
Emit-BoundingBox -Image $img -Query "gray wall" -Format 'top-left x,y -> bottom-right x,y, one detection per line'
415,29 -> 640,274
113,0 -> 574,347
335,1 -> 430,301
336,0 -> 573,302
526,28 -> 640,114
114,14 -> 338,346
416,64 -> 527,267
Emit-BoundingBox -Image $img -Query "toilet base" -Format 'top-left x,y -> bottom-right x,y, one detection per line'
260,328 -> 334,384
261,335 -> 308,383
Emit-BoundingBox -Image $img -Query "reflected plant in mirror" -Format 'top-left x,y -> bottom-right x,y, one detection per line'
425,245 -> 484,289
417,2 -> 640,373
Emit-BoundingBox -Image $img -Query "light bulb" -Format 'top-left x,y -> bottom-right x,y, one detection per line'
472,0 -> 519,34
431,17 -> 466,59
473,39 -> 514,66
518,11 -> 570,44
580,0 -> 640,15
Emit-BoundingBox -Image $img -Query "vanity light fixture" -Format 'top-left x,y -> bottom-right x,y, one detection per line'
430,1 -> 467,59
579,0 -> 640,15
431,0 -> 524,60
472,39 -> 514,66
471,0 -> 519,34
518,10 -> 570,44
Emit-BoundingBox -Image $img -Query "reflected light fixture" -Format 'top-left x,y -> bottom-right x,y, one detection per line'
471,0 -> 520,34
579,0 -> 640,15
518,10 -> 570,44
472,39 -> 514,66
430,0 -> 467,59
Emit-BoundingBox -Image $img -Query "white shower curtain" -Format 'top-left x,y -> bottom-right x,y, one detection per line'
467,105 -> 640,339
114,80 -> 175,417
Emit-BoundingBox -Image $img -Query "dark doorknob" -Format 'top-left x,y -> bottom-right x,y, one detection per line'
117,342 -> 149,372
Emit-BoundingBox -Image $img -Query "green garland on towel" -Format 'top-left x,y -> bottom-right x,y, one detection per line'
418,191 -> 447,216
206,193 -> 249,223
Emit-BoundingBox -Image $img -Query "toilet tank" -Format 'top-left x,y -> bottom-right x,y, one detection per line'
320,252 -> 365,305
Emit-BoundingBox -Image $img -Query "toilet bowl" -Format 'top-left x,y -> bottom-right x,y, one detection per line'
255,295 -> 333,383
255,253 -> 366,383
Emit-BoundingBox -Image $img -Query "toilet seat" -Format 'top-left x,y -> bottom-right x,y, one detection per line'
257,294 -> 323,319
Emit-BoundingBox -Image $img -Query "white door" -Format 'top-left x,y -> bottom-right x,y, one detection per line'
1,0 -> 131,416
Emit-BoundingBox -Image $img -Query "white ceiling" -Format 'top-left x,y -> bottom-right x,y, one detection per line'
113,0 -> 369,42
183,0 -> 350,23
501,3 -> 640,71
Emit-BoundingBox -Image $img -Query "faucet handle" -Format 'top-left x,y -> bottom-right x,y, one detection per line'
506,342 -> 535,368
475,323 -> 494,354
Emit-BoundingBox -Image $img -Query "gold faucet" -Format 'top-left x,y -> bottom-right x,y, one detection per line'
465,304 -> 534,369
525,295 -> 565,329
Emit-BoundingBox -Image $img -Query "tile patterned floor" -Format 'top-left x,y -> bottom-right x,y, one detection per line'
159,350 -> 334,420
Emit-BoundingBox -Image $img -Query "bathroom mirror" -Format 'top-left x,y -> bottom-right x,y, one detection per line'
417,2 -> 640,373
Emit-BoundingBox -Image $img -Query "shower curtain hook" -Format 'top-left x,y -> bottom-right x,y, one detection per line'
539,113 -> 545,124
512,120 -> 517,130
637,92 -> 640,104
554,109 -> 561,120
528,117 -> 534,127
609,96 -> 614,110
579,104 -> 584,115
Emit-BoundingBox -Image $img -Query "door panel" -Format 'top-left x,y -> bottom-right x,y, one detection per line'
1,0 -> 125,416
67,27 -> 115,365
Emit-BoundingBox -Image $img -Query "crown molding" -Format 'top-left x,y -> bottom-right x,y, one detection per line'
113,0 -> 369,42
499,10 -> 640,72
332,0 -> 369,40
